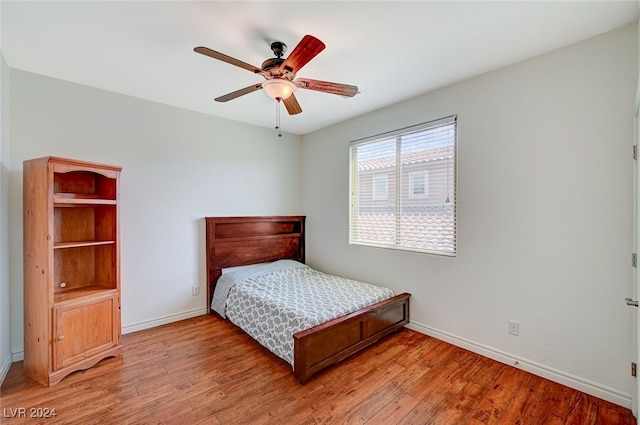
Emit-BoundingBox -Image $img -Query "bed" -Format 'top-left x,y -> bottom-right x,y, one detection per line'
205,215 -> 411,383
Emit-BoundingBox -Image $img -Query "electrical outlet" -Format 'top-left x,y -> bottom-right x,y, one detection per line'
192,286 -> 199,296
508,320 -> 520,336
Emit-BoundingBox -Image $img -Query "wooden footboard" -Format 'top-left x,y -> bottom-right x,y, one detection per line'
293,292 -> 410,384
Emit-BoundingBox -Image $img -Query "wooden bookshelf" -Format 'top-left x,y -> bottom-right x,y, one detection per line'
23,156 -> 123,386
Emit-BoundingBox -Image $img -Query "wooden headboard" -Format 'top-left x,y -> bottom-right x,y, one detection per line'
205,216 -> 306,315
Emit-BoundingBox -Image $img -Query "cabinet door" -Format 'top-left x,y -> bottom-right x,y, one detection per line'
53,295 -> 120,370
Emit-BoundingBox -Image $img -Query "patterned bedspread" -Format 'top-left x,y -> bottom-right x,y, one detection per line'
211,260 -> 396,365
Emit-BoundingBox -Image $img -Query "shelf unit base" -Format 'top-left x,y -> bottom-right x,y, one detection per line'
46,344 -> 123,387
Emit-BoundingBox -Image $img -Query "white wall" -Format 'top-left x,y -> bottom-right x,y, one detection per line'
8,70 -> 303,357
0,51 -> 11,382
302,24 -> 637,407
0,0 -> 11,383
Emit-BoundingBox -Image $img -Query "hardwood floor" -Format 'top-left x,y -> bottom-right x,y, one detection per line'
1,315 -> 636,424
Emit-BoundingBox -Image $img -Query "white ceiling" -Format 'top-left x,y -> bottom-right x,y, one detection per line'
2,1 -> 638,135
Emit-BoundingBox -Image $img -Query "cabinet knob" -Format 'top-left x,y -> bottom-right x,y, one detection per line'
57,335 -> 65,341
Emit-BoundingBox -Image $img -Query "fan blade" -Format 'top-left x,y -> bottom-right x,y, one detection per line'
194,46 -> 267,77
279,35 -> 325,76
283,94 -> 302,115
294,78 -> 358,97
215,84 -> 263,102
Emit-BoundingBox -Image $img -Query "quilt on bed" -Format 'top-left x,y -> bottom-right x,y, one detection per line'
211,260 -> 396,365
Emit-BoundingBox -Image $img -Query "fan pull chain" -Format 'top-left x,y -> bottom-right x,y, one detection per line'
275,100 -> 283,137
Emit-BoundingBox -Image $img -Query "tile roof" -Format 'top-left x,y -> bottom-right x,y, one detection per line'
358,146 -> 454,171
353,205 -> 456,253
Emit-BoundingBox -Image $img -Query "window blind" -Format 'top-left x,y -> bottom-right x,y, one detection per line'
349,115 -> 457,256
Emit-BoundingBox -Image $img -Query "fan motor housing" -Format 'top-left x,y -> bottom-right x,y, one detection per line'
262,58 -> 285,73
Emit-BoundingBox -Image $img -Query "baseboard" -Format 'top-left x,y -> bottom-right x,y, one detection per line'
406,321 -> 632,409
122,307 -> 207,334
0,353 -> 12,384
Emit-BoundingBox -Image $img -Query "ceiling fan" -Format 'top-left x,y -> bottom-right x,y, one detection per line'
194,35 -> 358,116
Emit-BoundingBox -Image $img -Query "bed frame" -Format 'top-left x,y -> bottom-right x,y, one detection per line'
205,215 -> 411,383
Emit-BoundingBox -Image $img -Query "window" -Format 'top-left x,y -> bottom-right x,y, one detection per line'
409,171 -> 429,199
373,174 -> 389,200
349,115 -> 457,256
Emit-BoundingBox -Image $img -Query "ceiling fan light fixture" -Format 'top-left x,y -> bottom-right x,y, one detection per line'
262,79 -> 295,100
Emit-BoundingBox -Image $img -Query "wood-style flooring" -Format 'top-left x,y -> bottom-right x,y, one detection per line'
1,315 -> 636,424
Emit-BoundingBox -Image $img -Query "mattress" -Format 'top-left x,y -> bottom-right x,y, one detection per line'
211,260 -> 396,365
